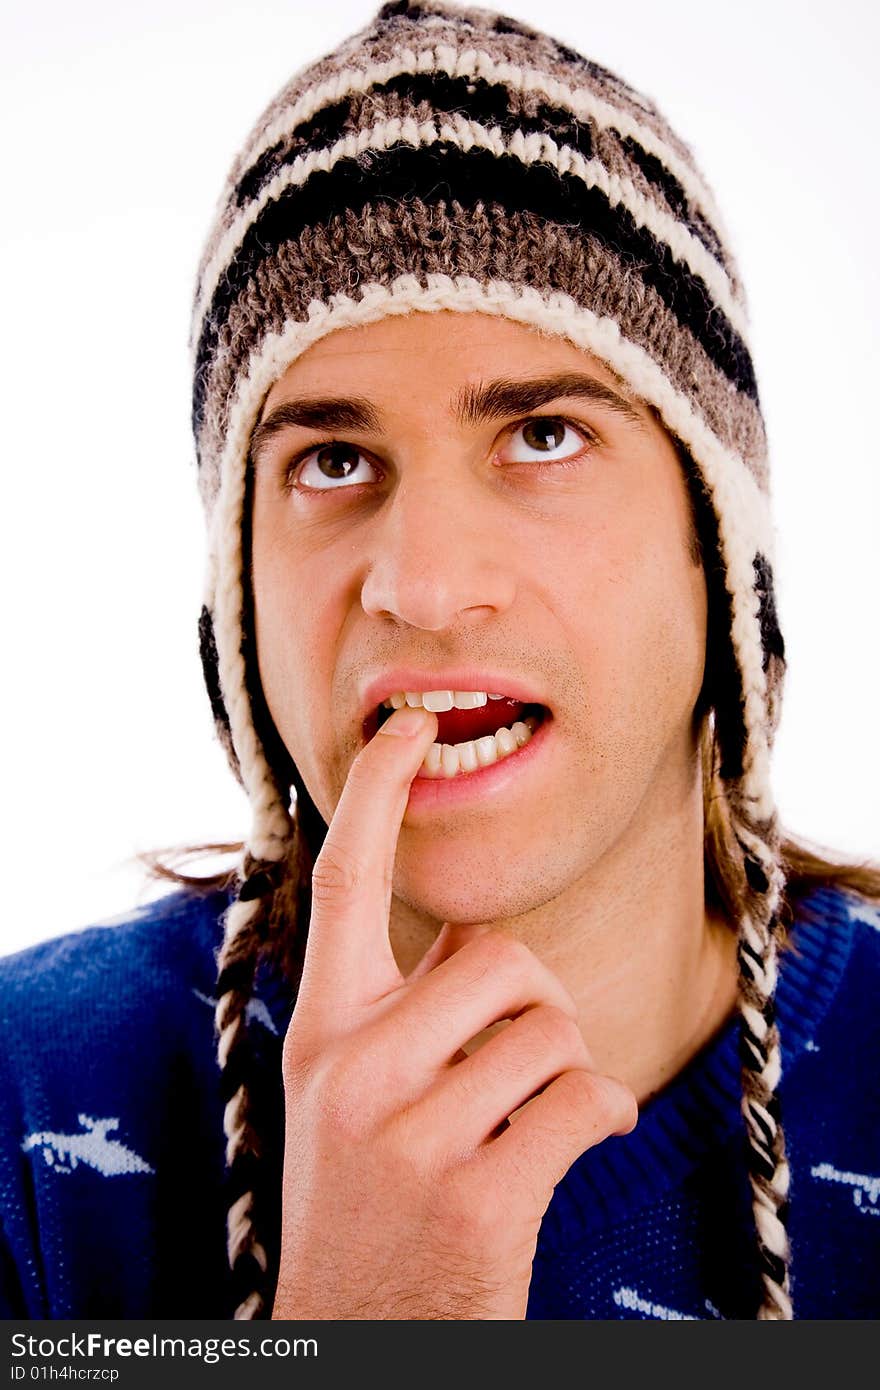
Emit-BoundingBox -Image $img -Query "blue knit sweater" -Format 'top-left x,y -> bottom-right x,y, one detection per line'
0,886 -> 877,1319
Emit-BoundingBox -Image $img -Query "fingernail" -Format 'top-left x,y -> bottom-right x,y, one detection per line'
379,706 -> 433,738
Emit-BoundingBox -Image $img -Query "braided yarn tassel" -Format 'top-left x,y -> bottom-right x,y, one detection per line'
215,860 -> 284,1319
734,818 -> 792,1319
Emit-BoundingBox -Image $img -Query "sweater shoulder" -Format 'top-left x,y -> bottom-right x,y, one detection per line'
0,889 -> 232,1077
0,888 -> 229,1008
0,889 -> 235,1318
791,881 -> 880,940
835,889 -> 880,978
789,882 -> 880,989
779,883 -> 880,1048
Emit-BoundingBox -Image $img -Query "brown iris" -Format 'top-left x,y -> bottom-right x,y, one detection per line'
522,418 -> 566,450
313,444 -> 361,478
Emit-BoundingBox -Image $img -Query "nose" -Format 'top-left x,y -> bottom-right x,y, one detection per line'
360,472 -> 517,631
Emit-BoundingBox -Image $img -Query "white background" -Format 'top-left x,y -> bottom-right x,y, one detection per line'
2,0 -> 877,956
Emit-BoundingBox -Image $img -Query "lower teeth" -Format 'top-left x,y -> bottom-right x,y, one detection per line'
418,715 -> 540,779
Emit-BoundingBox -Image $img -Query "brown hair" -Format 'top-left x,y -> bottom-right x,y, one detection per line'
139,793 -> 880,926
701,714 -> 880,928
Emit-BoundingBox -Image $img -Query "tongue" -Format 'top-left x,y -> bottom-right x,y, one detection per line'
433,698 -> 529,745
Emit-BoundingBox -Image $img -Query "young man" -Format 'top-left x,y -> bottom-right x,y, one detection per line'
1,0 -> 878,1322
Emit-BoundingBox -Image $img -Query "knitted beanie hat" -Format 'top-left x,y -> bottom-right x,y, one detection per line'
192,0 -> 790,1319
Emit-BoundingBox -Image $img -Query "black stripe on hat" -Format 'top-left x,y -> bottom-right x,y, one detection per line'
233,69 -> 723,268
621,135 -> 726,265
235,72 -> 592,208
194,142 -> 757,434
375,3 -> 649,97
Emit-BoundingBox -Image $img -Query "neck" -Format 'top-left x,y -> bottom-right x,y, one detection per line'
389,740 -> 739,1106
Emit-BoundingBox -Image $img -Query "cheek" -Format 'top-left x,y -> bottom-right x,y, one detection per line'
251,509 -> 337,781
542,516 -> 707,732
630,561 -> 707,727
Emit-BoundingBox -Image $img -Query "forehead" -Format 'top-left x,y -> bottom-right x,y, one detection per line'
260,311 -> 645,419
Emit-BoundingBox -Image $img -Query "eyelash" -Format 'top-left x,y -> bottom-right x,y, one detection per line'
284,416 -> 599,496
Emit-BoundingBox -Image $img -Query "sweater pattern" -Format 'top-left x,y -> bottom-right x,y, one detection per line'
0,887 -> 877,1319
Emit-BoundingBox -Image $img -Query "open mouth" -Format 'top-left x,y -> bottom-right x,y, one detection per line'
364,695 -> 551,778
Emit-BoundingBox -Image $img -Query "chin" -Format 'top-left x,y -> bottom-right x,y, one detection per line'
392,841 -> 578,928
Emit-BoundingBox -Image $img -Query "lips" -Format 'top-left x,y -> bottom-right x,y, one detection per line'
379,696 -> 538,744
358,672 -> 551,745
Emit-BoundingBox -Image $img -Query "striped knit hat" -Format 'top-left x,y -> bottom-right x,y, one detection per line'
192,0 -> 791,1319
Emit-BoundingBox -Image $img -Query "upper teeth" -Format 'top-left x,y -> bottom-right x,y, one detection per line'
382,690 -> 507,712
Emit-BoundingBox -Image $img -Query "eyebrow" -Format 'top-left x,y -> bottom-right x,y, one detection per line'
453,373 -> 646,429
250,370 -> 645,464
250,397 -> 381,464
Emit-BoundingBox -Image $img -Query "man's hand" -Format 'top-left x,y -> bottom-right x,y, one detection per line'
272,705 -> 637,1320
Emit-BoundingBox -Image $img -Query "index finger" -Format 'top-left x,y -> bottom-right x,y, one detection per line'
298,704 -> 439,1015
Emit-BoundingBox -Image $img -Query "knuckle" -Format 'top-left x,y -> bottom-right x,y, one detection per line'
310,1053 -> 375,1140
560,1068 -> 636,1136
528,1005 -> 585,1057
381,1106 -> 440,1181
465,1149 -> 536,1230
470,930 -> 534,980
318,1050 -> 363,1103
437,1165 -> 506,1238
311,843 -> 367,903
280,1025 -> 310,1079
280,1012 -> 324,1083
558,1066 -> 602,1109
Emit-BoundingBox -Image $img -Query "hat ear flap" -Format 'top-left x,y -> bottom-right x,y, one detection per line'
676,440 -> 749,779
751,552 -> 786,741
199,604 -> 242,784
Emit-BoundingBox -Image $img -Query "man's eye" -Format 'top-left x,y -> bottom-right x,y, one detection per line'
500,417 -> 591,465
294,443 -> 379,490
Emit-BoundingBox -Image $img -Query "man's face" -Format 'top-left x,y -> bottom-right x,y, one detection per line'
251,313 -> 707,926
